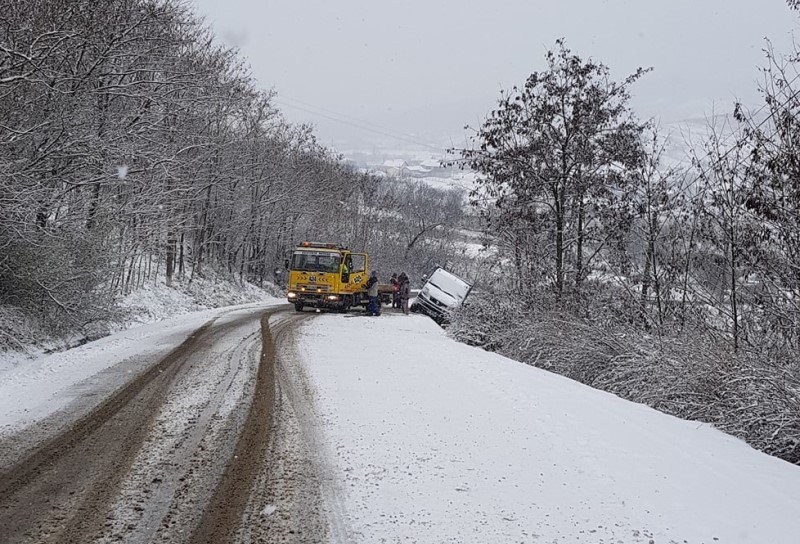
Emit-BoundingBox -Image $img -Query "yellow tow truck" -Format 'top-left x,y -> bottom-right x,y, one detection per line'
286,242 -> 373,312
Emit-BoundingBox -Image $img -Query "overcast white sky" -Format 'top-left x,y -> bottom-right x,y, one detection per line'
190,0 -> 797,151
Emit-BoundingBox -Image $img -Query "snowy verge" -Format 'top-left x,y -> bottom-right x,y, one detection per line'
117,272 -> 282,327
296,313 -> 800,543
1,272 -> 281,368
0,301 -> 281,438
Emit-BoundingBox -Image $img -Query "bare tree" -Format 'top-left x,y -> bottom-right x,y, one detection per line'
455,40 -> 647,296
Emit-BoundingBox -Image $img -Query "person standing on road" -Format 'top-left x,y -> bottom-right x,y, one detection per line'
367,270 -> 380,316
390,273 -> 400,308
399,272 -> 411,315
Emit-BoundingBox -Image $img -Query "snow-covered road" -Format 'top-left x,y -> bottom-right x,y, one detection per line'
295,313 -> 800,543
0,303 -> 306,544
3,304 -> 799,543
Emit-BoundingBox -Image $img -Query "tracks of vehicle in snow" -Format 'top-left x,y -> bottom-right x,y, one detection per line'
0,305 -> 339,543
233,312 -> 352,544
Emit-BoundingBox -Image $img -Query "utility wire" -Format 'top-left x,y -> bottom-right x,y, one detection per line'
672,66 -> 800,193
273,96 -> 446,153
276,63 -> 800,185
278,95 -> 442,146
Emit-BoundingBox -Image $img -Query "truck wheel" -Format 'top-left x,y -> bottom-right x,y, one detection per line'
294,301 -> 304,312
410,302 -> 419,313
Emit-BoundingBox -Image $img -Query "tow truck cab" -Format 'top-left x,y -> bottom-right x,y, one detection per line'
286,242 -> 368,311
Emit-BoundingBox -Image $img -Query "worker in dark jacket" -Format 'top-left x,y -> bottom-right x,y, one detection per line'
390,273 -> 400,308
367,270 -> 380,316
398,272 -> 411,315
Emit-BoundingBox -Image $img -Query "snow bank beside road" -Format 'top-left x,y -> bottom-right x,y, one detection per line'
0,273 -> 280,359
119,273 -> 281,326
297,314 -> 800,543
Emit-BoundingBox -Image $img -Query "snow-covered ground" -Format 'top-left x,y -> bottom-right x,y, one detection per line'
5,299 -> 799,542
0,301 -> 280,438
0,272 -> 280,361
296,314 -> 800,543
119,273 -> 281,327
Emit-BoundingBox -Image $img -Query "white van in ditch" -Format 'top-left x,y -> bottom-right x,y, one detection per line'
411,267 -> 472,322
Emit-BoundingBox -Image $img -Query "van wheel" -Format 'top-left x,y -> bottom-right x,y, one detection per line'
294,302 -> 304,312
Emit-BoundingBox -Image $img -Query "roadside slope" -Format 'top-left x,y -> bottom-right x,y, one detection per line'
295,313 -> 800,543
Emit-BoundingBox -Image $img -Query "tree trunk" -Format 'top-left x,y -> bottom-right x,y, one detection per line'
166,231 -> 176,287
86,184 -> 102,230
652,213 -> 664,327
178,233 -> 185,278
729,231 -> 739,353
554,186 -> 566,295
575,194 -> 585,286
514,232 -> 524,294
641,229 -> 653,328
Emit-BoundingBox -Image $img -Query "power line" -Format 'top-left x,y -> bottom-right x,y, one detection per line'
279,95 -> 438,144
674,67 -> 800,194
275,99 -> 445,152
273,96 -> 446,153
276,63 -> 800,184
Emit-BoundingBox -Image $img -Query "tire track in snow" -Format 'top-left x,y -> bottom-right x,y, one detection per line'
188,309 -> 314,543
267,314 -> 353,544
110,319 -> 264,543
0,305 -> 343,544
0,318 -> 217,544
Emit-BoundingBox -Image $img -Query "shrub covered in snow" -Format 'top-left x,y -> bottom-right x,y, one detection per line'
0,306 -> 41,352
1,271 -> 279,358
0,229 -> 112,336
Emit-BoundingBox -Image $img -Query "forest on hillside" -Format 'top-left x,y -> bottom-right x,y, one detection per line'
0,0 -> 468,342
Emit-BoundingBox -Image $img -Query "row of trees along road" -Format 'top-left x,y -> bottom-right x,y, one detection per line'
0,0 -> 467,339
450,40 -> 800,464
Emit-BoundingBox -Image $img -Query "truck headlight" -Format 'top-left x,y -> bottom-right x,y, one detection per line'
327,295 -> 338,300
288,292 -> 297,299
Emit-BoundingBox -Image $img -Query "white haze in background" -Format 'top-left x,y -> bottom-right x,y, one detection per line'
191,0 -> 796,152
